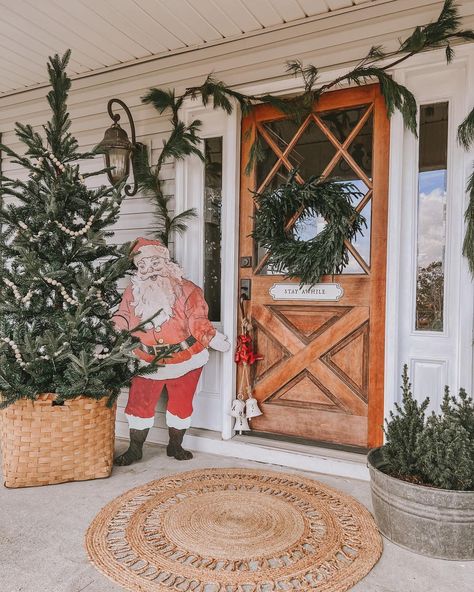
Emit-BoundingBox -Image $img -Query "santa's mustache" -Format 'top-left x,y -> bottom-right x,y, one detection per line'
137,271 -> 167,281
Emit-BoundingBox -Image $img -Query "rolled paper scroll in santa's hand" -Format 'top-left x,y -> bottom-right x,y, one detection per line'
113,237 -> 230,466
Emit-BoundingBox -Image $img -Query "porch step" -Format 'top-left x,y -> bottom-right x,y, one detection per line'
116,423 -> 369,480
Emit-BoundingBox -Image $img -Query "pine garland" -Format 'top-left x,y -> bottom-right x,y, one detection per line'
139,1 -> 474,272
180,0 -> 473,172
462,170 -> 474,274
458,107 -> 474,274
252,173 -> 366,285
139,89 -> 199,246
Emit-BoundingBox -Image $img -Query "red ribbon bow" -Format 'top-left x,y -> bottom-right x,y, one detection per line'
235,334 -> 263,366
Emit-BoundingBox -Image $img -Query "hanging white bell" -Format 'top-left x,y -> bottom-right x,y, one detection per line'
245,396 -> 262,419
233,414 -> 250,434
230,398 -> 246,418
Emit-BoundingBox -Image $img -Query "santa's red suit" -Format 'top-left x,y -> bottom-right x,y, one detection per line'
113,237 -> 229,432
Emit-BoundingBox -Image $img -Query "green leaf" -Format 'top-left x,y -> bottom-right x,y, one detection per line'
458,107 -> 474,150
462,169 -> 474,274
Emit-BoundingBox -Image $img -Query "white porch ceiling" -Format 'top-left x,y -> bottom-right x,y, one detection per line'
0,0 -> 376,96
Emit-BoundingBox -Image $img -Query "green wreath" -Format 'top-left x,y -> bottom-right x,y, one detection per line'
252,173 -> 366,286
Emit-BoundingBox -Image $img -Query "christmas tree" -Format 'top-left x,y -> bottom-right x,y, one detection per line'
0,51 -> 169,408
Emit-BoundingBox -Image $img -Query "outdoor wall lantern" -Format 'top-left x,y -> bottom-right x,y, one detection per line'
97,98 -> 144,196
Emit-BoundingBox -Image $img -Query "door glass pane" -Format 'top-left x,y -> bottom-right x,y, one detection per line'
262,119 -> 300,152
255,165 -> 291,273
293,213 -> 326,241
256,133 -> 279,190
254,106 -> 373,277
348,113 -> 373,177
319,105 -> 369,143
204,137 -> 222,322
415,102 -> 448,332
288,120 -> 337,179
353,200 -> 371,266
343,252 -> 365,274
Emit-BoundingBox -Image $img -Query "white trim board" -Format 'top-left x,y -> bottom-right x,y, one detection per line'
174,101 -> 241,440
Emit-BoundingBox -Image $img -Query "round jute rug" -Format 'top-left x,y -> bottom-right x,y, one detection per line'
85,468 -> 382,591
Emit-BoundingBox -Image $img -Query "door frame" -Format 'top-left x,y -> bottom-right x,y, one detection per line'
175,45 -> 474,445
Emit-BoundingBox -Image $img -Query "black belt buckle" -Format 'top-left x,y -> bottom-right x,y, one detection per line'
181,336 -> 197,350
142,336 -> 197,357
153,344 -> 169,356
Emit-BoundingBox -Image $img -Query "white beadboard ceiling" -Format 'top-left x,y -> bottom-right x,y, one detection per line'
0,0 -> 376,96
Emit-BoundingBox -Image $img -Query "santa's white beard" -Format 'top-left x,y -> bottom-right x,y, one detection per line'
131,276 -> 177,329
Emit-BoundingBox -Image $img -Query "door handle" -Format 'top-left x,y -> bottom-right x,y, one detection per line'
240,278 -> 251,301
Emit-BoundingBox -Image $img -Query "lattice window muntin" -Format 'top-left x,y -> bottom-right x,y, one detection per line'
254,103 -> 374,276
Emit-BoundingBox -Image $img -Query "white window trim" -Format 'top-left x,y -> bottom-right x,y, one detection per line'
175,100 -> 241,440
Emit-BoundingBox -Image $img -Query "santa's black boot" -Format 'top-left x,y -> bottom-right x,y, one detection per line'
114,428 -> 149,466
167,427 -> 193,460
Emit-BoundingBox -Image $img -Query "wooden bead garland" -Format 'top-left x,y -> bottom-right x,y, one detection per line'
43,276 -> 78,305
55,214 -> 94,237
43,151 -> 85,183
1,337 -> 26,368
3,278 -> 34,304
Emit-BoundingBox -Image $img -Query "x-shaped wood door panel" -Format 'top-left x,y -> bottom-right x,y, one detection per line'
252,304 -> 369,417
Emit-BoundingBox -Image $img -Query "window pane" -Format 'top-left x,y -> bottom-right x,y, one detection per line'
255,107 -> 373,277
415,103 -> 448,332
204,137 -> 222,322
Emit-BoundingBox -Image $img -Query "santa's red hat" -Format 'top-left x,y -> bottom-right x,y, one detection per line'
132,237 -> 170,264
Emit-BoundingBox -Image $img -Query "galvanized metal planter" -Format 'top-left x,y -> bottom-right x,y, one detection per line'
367,447 -> 474,560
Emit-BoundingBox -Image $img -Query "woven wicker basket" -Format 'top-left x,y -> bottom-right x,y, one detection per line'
0,393 -> 116,488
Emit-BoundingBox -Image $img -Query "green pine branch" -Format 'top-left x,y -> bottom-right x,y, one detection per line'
134,145 -> 196,247
462,170 -> 474,274
458,107 -> 474,150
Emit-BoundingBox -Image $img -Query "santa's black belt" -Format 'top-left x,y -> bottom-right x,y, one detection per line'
140,336 -> 197,356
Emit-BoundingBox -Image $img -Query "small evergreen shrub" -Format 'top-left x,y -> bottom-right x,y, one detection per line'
415,413 -> 474,490
382,365 -> 429,477
381,366 -> 474,490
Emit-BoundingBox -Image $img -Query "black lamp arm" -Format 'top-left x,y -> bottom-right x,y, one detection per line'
106,98 -> 143,196
107,98 -> 136,145
127,142 -> 146,197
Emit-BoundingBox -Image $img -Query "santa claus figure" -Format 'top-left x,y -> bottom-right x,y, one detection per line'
113,237 -> 230,464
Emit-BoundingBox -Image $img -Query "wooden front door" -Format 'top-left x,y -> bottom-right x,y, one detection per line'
238,84 -> 389,449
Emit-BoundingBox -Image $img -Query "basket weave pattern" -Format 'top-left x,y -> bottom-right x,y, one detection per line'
0,394 -> 116,488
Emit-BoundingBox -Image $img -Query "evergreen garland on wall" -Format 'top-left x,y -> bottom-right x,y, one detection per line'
136,90 -> 201,247
141,0 -> 474,272
458,107 -> 474,272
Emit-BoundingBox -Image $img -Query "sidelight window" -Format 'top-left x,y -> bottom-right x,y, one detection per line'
414,103 -> 448,332
203,137 -> 223,322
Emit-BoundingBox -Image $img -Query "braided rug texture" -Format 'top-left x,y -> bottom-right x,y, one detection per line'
85,468 -> 382,591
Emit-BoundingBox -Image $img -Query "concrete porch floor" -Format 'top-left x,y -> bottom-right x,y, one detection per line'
0,440 -> 473,592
